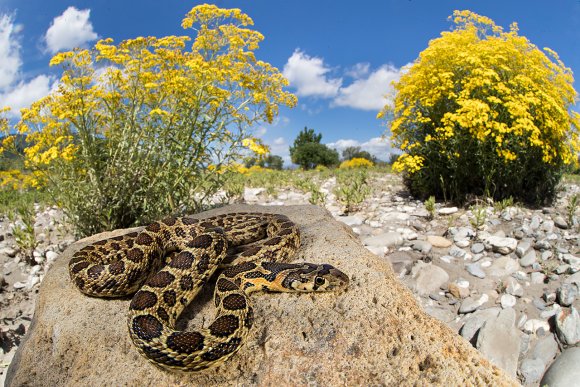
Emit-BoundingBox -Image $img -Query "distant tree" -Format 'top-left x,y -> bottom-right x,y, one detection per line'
341,146 -> 361,161
244,154 -> 284,170
289,127 -> 322,157
292,142 -> 339,170
341,146 -> 376,163
289,127 -> 338,169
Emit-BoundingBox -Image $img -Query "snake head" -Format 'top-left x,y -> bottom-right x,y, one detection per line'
284,263 -> 349,292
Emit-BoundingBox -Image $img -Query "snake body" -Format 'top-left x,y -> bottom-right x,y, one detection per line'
69,212 -> 349,371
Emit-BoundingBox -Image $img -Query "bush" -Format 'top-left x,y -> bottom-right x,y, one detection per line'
379,10 -> 580,205
291,142 -> 339,170
339,157 -> 374,169
0,5 -> 296,236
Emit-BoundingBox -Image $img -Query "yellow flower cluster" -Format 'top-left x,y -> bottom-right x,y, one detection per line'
242,138 -> 269,156
392,154 -> 424,174
4,4 -> 296,192
380,10 -> 580,175
339,157 -> 374,169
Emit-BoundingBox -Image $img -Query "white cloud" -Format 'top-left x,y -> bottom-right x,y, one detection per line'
283,49 -> 341,98
45,7 -> 98,53
333,64 -> 400,111
0,75 -> 54,117
273,137 -> 285,145
266,136 -> 291,166
345,62 -> 370,78
0,14 -> 22,90
327,136 -> 394,160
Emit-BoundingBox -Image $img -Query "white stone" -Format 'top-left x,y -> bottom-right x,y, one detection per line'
483,236 -> 518,255
555,306 -> 580,345
522,319 -> 550,335
500,294 -> 517,308
438,207 -> 458,215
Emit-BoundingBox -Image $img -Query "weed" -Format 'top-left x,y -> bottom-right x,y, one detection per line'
469,204 -> 488,230
424,195 -> 436,220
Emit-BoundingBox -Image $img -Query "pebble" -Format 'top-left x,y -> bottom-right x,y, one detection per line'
487,257 -> 520,277
448,279 -> 470,299
504,277 -> 523,297
466,263 -> 486,279
339,215 -> 365,226
541,347 -> 580,387
555,306 -> 580,345
459,294 -> 489,314
515,240 -> 532,258
411,240 -> 432,254
449,245 -> 467,259
460,307 -> 500,342
534,239 -> 552,251
530,272 -> 546,284
500,294 -> 517,308
484,236 -> 517,255
553,215 -> 569,229
438,207 -> 458,215
426,235 -> 452,248
522,319 -> 550,335
45,251 -> 59,262
519,249 -> 537,267
362,232 -> 403,249
557,283 -> 578,306
411,262 -> 449,296
470,243 -> 485,254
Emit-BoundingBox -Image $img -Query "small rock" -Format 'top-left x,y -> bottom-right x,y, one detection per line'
531,334 -> 559,364
519,358 -> 545,384
500,294 -> 517,309
448,279 -> 470,299
515,240 -> 532,258
411,262 -> 449,296
530,272 -> 546,284
504,277 -> 523,297
519,249 -> 537,267
363,232 -> 404,249
449,246 -> 467,259
522,319 -> 550,335
476,308 -> 520,377
460,307 -> 501,343
557,283 -> 578,307
438,207 -> 458,215
553,215 -> 569,229
459,294 -> 489,314
541,250 -> 553,261
534,239 -> 552,251
471,243 -> 485,254
541,347 -> 580,387
555,306 -> 580,345
1,247 -> 17,257
452,227 -> 475,242
487,257 -> 520,278
466,263 -> 486,279
45,250 -> 59,262
13,281 -> 26,289
411,240 -> 432,254
455,240 -> 471,248
426,235 -> 452,248
339,215 -> 365,226
484,236 -> 517,255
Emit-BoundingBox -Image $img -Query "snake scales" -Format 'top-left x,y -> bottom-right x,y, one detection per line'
69,212 -> 349,371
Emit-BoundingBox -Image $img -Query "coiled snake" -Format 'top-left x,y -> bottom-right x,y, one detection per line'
69,212 -> 349,371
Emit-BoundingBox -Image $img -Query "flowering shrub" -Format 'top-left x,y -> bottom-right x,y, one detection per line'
379,10 -> 580,205
339,157 -> 374,169
1,5 -> 296,235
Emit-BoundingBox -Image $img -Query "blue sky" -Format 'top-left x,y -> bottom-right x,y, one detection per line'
1,1 -> 579,164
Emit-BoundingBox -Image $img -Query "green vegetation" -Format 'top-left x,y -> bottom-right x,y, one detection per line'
380,11 -> 580,205
289,127 -> 339,170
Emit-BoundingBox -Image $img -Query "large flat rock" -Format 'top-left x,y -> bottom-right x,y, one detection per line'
6,204 -> 517,386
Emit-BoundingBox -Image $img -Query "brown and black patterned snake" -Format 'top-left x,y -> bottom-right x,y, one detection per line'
68,212 -> 349,371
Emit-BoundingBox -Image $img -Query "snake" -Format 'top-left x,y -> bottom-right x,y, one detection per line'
68,212 -> 349,372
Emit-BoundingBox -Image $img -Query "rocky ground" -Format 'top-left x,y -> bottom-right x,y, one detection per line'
1,174 -> 579,386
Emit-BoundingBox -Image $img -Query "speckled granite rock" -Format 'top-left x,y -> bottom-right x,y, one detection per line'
6,205 -> 517,386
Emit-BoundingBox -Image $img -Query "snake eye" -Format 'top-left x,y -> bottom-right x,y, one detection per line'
315,276 -> 325,286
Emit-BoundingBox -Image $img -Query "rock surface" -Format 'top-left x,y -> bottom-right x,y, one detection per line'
5,204 -> 516,386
